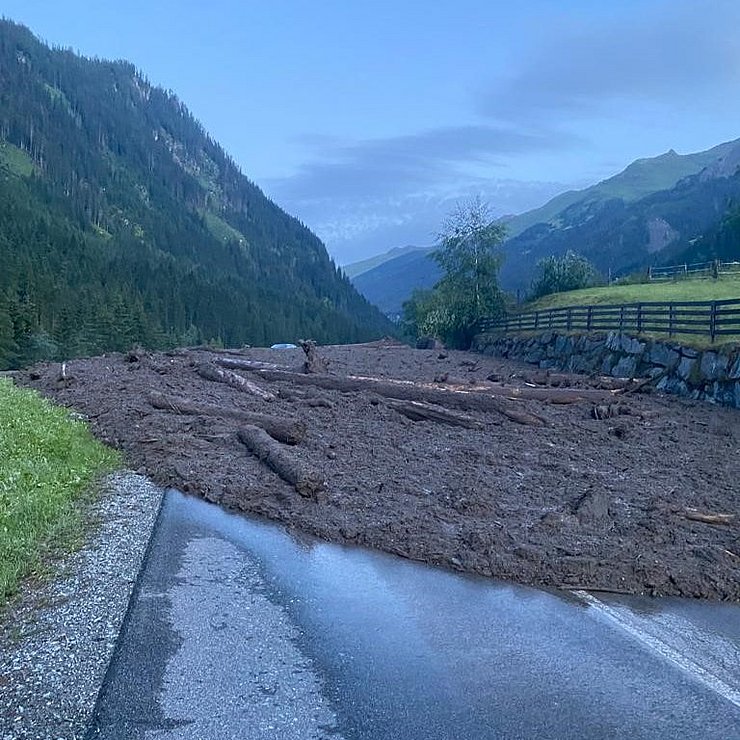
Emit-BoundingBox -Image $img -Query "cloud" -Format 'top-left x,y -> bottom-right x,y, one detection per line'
267,124 -> 582,202
269,178 -> 569,265
264,0 -> 740,263
480,2 -> 740,123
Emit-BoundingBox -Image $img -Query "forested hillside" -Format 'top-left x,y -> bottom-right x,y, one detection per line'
0,21 -> 391,369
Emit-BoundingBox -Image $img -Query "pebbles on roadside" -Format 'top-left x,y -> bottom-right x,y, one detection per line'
0,472 -> 163,740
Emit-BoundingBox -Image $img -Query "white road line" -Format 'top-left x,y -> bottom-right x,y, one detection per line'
573,590 -> 740,710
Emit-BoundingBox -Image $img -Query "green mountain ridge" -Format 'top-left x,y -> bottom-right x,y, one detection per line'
350,138 -> 740,314
0,20 -> 392,368
499,140 -> 739,239
500,145 -> 740,290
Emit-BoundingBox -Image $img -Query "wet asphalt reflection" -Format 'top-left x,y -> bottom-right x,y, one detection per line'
87,490 -> 740,740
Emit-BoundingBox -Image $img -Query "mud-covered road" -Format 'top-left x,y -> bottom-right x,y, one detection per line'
14,340 -> 740,600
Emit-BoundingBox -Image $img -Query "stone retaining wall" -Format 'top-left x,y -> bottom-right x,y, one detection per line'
473,331 -> 740,408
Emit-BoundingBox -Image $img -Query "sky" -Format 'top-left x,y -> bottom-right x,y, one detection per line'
3,0 -> 740,264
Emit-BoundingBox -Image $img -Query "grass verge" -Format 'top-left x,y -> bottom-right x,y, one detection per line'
0,377 -> 120,605
527,276 -> 740,311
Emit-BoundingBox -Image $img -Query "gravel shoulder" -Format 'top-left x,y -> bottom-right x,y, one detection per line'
0,472 -> 163,740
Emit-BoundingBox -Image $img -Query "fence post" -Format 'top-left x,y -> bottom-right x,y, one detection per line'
636,303 -> 643,334
669,303 -> 675,338
710,301 -> 717,343
566,307 -> 572,332
534,311 -> 539,331
586,305 -> 592,332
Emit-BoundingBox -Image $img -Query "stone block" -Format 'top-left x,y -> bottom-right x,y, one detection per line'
656,375 -> 688,397
620,335 -> 645,355
646,342 -> 680,369
605,332 -> 621,351
600,353 -> 617,375
539,331 -> 554,346
700,351 -> 727,381
611,355 -> 637,378
677,356 -> 696,381
728,354 -> 740,380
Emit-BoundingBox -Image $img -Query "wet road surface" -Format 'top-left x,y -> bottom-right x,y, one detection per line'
87,490 -> 740,739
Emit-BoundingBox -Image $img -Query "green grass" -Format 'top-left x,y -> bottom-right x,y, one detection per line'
201,210 -> 247,245
527,276 -> 740,311
0,378 -> 119,604
0,141 -> 34,178
513,277 -> 740,349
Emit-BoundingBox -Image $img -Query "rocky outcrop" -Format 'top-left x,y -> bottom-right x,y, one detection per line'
473,331 -> 740,408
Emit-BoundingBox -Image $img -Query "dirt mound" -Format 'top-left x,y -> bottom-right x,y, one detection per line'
14,343 -> 740,600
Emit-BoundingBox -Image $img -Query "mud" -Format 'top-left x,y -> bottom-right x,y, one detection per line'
14,341 -> 740,600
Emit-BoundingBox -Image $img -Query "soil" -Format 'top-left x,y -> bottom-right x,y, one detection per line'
12,341 -> 740,601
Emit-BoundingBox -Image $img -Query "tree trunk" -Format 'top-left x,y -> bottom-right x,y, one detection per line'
386,399 -> 484,429
233,367 -> 546,426
147,392 -> 305,444
237,425 -> 324,497
197,362 -> 276,401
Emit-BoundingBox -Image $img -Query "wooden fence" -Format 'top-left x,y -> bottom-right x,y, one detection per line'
478,298 -> 740,343
648,260 -> 740,281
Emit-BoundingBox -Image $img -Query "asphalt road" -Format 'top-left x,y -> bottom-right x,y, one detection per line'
86,490 -> 740,740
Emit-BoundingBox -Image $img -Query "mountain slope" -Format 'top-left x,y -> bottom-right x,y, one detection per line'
0,20 -> 392,368
501,145 -> 740,290
500,141 -> 739,239
343,245 -> 430,279
352,249 -> 441,317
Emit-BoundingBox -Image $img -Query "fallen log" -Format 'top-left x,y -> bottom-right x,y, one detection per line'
683,508 -> 735,526
237,425 -> 325,497
216,357 -> 284,371
488,384 -> 613,404
387,399 -> 484,429
616,372 -> 667,396
434,374 -> 612,403
147,393 -> 305,444
235,367 -> 546,426
197,362 -> 276,401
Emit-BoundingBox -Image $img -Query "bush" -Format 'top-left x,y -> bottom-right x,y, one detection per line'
531,251 -> 598,299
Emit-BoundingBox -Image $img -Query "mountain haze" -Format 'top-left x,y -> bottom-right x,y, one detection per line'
0,20 -> 391,368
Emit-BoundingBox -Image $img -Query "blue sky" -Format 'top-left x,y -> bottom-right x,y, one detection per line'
4,1 -> 740,263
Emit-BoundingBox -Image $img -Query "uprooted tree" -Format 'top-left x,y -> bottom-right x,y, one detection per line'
403,197 -> 506,349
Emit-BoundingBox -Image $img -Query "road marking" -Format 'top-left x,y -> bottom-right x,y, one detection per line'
573,590 -> 740,710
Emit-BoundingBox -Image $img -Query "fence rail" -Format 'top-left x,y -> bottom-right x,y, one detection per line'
648,260 -> 740,281
478,298 -> 740,343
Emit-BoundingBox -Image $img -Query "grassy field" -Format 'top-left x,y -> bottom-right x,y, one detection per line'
0,140 -> 34,178
527,276 -> 740,311
0,378 -> 119,605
